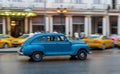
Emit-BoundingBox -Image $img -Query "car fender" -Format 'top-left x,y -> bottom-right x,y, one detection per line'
71,44 -> 90,54
23,45 -> 45,55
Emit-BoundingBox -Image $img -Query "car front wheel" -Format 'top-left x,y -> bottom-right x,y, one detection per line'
3,43 -> 9,48
31,52 -> 43,62
77,50 -> 87,60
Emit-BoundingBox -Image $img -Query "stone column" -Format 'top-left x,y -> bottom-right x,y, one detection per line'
84,16 -> 92,37
88,16 -> 92,35
102,16 -> 110,36
49,15 -> 53,33
45,15 -> 49,32
118,15 -> 120,34
2,17 -> 6,34
69,16 -> 73,36
25,17 -> 28,33
65,16 -> 70,36
7,17 -> 10,34
29,17 -> 33,33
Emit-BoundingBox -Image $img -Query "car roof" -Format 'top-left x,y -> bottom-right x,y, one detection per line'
34,33 -> 64,36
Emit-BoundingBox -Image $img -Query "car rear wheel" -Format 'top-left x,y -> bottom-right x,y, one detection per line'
111,43 -> 115,48
102,44 -> 106,50
77,50 -> 87,60
3,43 -> 9,48
31,52 -> 43,62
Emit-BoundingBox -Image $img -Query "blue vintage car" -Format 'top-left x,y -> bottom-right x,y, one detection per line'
18,33 -> 90,62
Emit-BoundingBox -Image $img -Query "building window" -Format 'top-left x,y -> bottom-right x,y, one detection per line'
11,0 -> 22,2
94,0 -> 101,4
55,0 -> 63,3
75,0 -> 82,4
34,0 -> 44,2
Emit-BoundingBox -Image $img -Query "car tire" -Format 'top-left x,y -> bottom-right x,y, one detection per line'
102,44 -> 106,50
77,50 -> 87,60
31,52 -> 43,62
111,43 -> 115,48
3,43 -> 9,48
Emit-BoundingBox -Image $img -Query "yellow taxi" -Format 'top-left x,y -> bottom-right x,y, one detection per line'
12,33 -> 34,47
82,34 -> 114,50
117,38 -> 120,47
0,34 -> 15,48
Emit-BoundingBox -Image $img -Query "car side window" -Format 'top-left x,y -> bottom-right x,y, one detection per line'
3,35 -> 9,38
58,36 -> 67,41
47,36 -> 56,42
38,36 -> 47,42
31,36 -> 47,43
103,36 -> 108,40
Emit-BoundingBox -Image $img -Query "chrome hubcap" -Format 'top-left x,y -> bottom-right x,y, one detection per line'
35,54 -> 40,59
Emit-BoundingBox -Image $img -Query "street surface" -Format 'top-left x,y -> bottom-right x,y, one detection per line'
0,47 -> 120,74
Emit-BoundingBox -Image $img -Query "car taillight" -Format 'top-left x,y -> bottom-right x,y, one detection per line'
110,38 -> 114,40
118,39 -> 120,41
94,40 -> 101,43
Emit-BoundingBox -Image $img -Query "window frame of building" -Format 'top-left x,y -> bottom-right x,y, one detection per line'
94,0 -> 101,4
55,0 -> 63,3
10,0 -> 23,2
75,0 -> 82,4
34,0 -> 44,3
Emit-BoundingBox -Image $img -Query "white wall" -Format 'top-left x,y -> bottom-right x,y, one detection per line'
0,0 -> 114,9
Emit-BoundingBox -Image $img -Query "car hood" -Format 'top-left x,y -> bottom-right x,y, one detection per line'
13,38 -> 27,41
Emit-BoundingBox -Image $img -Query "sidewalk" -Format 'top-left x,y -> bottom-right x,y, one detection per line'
0,47 -> 19,53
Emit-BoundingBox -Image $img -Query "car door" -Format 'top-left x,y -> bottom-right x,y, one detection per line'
31,35 -> 57,55
44,35 -> 71,55
0,39 -> 4,47
55,35 -> 71,55
102,36 -> 112,47
44,35 -> 59,55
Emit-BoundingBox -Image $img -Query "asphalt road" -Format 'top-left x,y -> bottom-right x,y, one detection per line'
0,48 -> 120,74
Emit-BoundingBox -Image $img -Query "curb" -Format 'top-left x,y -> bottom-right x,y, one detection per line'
0,47 -> 19,53
0,51 -> 17,53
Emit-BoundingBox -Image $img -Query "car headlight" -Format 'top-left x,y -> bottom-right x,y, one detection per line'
19,40 -> 25,42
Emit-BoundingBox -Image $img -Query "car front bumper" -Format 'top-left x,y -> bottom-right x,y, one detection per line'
18,50 -> 24,55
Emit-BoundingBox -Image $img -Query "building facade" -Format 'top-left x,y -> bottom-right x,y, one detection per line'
0,0 -> 120,37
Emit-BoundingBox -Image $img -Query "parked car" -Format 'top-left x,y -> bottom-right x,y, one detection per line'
12,33 -> 34,47
109,34 -> 120,45
18,33 -> 90,62
0,34 -> 15,48
116,37 -> 120,47
82,34 -> 114,50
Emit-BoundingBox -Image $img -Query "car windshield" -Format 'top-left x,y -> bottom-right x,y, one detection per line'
88,35 -> 101,39
67,36 -> 73,40
19,34 -> 29,38
0,35 -> 9,38
66,36 -> 77,40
